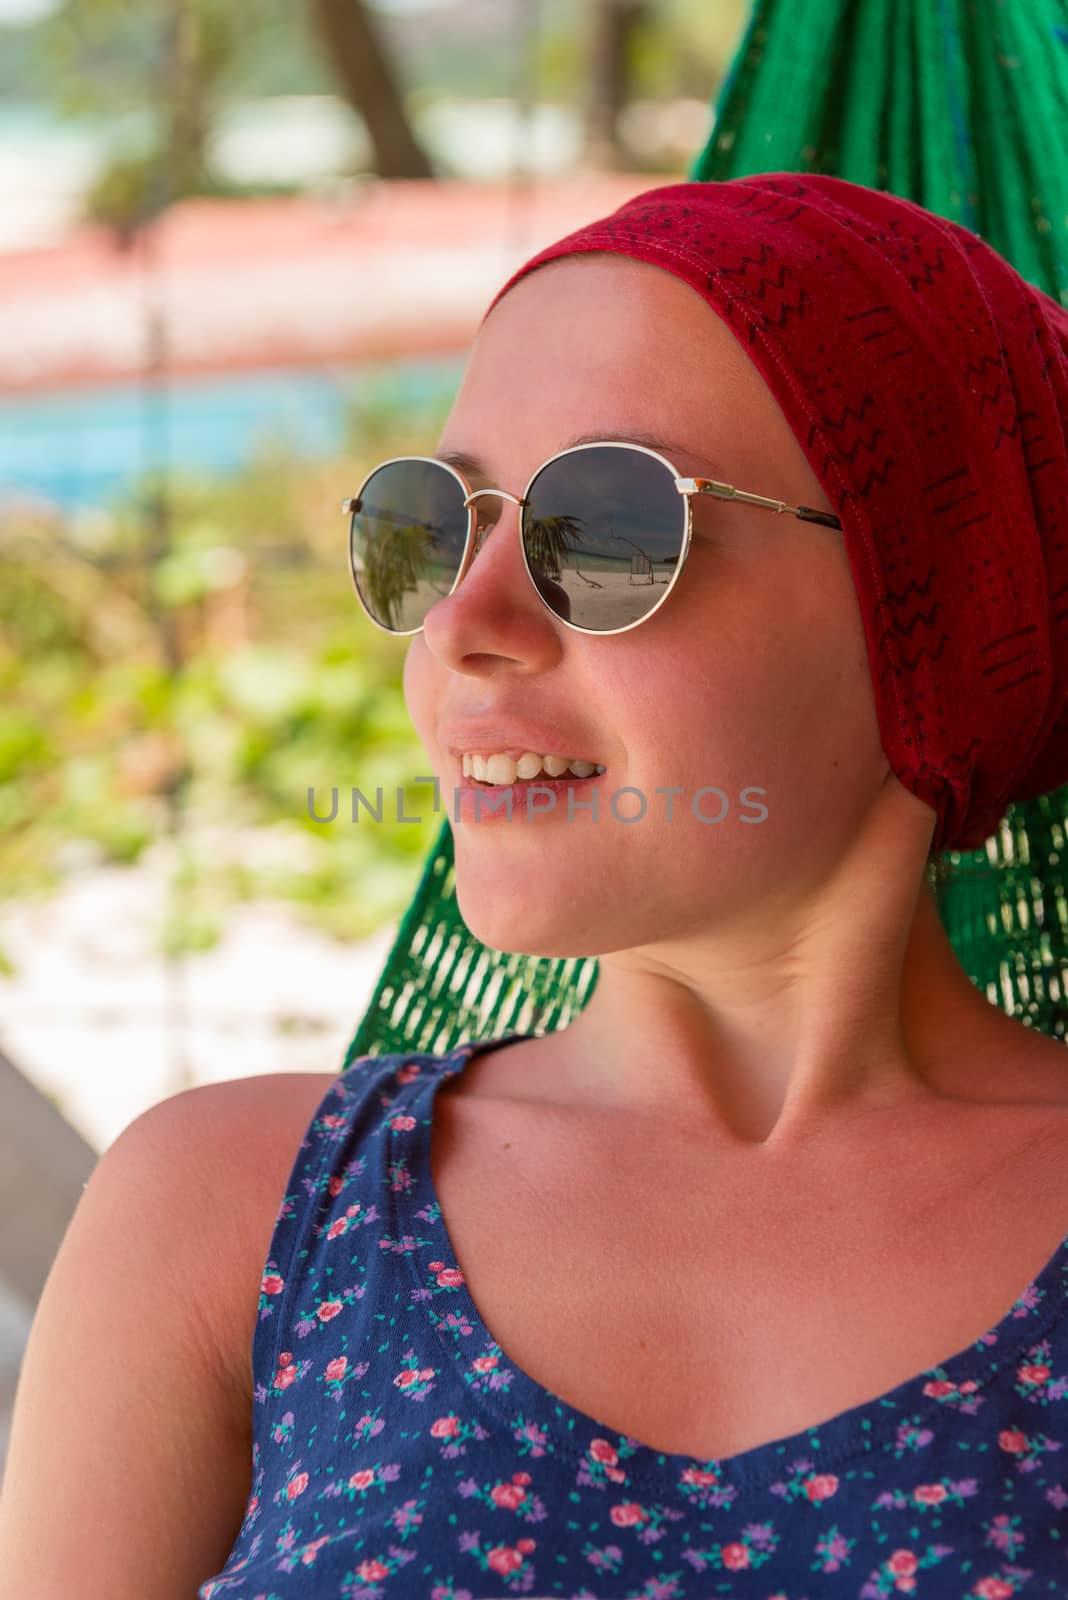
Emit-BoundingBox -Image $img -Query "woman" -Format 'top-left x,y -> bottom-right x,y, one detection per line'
4,174 -> 1068,1598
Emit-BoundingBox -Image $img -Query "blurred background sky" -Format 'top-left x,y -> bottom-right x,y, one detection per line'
0,0 -> 748,1462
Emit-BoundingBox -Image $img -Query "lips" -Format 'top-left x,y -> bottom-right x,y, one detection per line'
440,716 -> 604,770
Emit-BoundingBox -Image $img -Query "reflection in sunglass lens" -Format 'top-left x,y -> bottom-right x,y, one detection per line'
522,445 -> 686,633
348,459 -> 469,632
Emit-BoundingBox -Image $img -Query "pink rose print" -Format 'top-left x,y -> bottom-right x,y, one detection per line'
317,1299 -> 343,1322
325,1357 -> 348,1381
998,1429 -> 1028,1453
487,1545 -> 526,1576
721,1542 -> 751,1571
913,1483 -> 948,1504
431,1416 -> 461,1438
356,1559 -> 390,1581
300,1536 -> 330,1566
491,1480 -> 528,1510
804,1473 -> 839,1502
261,1273 -> 284,1296
609,1502 -> 647,1527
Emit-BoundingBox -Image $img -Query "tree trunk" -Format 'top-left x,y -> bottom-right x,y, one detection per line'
584,0 -> 646,170
167,1 -> 211,193
308,0 -> 434,179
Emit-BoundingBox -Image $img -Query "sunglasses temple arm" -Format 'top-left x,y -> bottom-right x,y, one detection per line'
795,506 -> 844,528
687,480 -> 842,531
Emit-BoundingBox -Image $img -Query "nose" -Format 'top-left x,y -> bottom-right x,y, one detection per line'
419,493 -> 565,676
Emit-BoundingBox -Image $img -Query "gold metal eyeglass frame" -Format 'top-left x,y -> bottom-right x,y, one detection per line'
342,439 -> 844,639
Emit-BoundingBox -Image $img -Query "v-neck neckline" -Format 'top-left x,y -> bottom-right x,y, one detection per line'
392,1032 -> 1068,1491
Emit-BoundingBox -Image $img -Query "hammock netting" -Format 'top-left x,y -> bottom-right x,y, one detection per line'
344,0 -> 1068,1068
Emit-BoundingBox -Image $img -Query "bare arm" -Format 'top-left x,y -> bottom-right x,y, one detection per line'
0,1083 -> 261,1599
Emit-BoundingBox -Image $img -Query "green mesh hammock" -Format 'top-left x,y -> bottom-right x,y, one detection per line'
345,0 -> 1068,1067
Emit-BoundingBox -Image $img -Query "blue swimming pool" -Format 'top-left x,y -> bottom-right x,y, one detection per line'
0,355 -> 465,512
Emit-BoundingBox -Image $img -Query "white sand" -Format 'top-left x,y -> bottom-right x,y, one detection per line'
0,839 -> 397,1157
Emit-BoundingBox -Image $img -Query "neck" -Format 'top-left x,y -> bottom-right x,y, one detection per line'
540,830 -> 1016,1150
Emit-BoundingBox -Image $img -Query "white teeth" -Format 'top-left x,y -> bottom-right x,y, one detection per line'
461,749 -> 606,785
485,754 -> 516,785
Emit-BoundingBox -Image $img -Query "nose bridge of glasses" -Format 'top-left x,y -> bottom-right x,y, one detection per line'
463,487 -> 526,510
463,486 -> 528,557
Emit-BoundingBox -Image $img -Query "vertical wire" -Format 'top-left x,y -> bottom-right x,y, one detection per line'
140,0 -> 194,1097
506,0 -> 542,280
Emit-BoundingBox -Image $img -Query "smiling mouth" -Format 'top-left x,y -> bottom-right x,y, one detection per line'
463,770 -> 606,789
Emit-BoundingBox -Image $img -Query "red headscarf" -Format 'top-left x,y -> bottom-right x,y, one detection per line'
483,173 -> 1068,856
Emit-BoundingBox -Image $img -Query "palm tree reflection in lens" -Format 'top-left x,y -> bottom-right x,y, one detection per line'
358,517 -> 435,631
352,463 -> 466,631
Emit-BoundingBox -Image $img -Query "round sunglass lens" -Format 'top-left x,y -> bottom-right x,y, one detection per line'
348,459 -> 470,632
522,446 -> 686,633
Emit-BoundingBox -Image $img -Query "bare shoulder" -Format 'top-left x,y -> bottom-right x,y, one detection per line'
0,1067 -> 339,1596
138,1069 -> 341,1425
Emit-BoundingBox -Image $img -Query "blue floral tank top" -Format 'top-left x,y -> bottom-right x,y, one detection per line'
199,1032 -> 1068,1599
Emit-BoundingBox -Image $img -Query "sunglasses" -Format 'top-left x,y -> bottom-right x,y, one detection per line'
343,440 -> 843,637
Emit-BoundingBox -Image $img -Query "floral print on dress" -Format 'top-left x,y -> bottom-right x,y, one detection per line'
199,1032 -> 1068,1599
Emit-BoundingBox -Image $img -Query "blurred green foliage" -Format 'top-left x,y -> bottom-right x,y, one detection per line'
33,0 -> 304,224
0,389 -> 452,956
1,1 -> 749,223
4,1 -> 749,108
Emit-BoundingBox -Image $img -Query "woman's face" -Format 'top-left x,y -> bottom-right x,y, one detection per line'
403,254 -> 892,958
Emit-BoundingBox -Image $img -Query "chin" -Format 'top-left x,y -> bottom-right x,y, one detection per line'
452,886 -> 620,962
456,902 -> 573,960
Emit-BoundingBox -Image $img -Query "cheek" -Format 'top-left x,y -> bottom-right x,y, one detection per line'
625,576 -> 885,824
722,592 -> 887,813
402,638 -> 435,753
